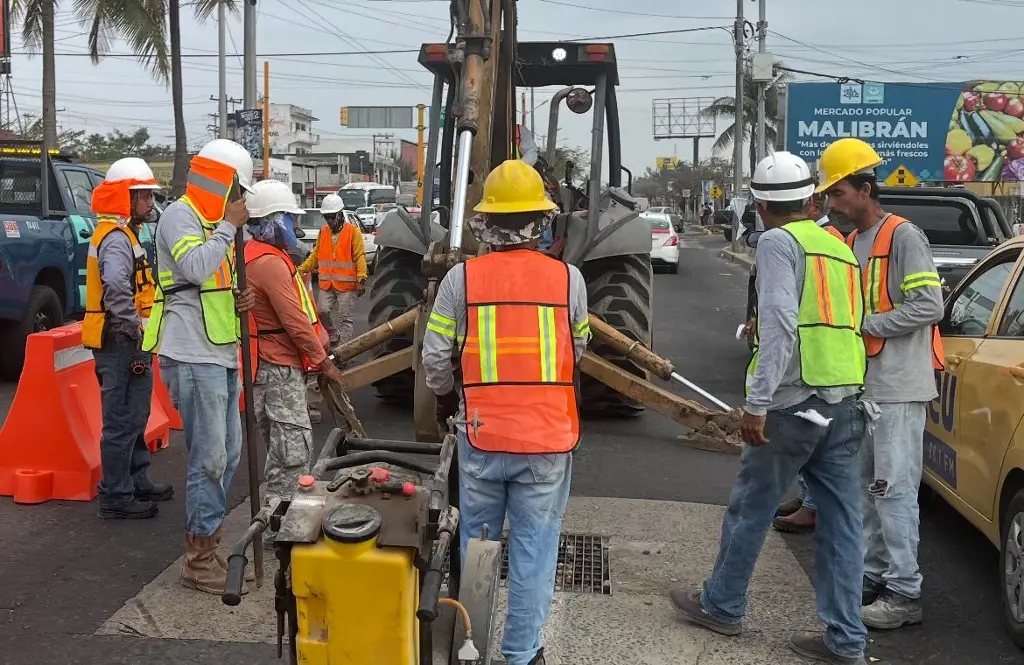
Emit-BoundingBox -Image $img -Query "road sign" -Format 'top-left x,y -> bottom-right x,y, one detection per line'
338,106 -> 415,129
655,156 -> 679,169
680,189 -> 691,198
884,164 -> 919,187
709,185 -> 723,199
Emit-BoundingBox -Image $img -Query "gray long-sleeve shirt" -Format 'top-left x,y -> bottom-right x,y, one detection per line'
421,255 -> 591,428
744,227 -> 862,416
851,217 -> 944,403
97,227 -> 144,339
153,199 -> 239,368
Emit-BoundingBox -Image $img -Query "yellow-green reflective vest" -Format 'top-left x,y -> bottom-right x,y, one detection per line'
141,196 -> 239,353
746,219 -> 866,393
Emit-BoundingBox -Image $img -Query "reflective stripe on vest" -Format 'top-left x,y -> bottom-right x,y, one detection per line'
747,220 -> 866,393
140,196 -> 238,353
243,240 -> 326,379
316,222 -> 359,291
459,250 -> 580,454
82,218 -> 156,350
845,215 -> 945,370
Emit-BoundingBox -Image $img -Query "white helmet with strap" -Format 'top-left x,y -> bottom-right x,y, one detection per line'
104,157 -> 162,190
245,179 -> 304,218
750,151 -> 816,202
320,193 -> 344,215
196,138 -> 255,192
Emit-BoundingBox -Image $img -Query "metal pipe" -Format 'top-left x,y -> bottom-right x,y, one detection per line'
218,2 -> 227,137
605,83 -> 622,188
420,76 -> 444,240
754,0 -> 767,165
243,0 -> 257,108
545,87 -> 573,167
438,81 -> 457,223
732,0 -> 745,252
585,73 -> 608,246
448,130 -> 474,250
670,372 -> 732,412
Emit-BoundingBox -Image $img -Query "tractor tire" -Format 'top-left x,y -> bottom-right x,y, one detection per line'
367,247 -> 426,404
581,253 -> 654,418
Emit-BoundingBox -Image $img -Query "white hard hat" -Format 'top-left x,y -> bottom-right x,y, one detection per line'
320,193 -> 344,215
244,179 -> 304,217
750,151 -> 816,202
104,157 -> 162,190
196,138 -> 254,192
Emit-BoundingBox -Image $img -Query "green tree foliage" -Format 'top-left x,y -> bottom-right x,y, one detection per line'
72,127 -> 173,161
633,157 -> 734,208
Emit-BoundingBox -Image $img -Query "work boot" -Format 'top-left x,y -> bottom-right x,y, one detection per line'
97,497 -> 158,520
862,576 -> 886,606
776,496 -> 803,517
789,633 -> 867,664
212,526 -> 256,583
772,506 -> 816,534
861,589 -> 922,630
668,588 -> 743,636
135,482 -> 175,502
527,648 -> 546,665
180,532 -> 250,596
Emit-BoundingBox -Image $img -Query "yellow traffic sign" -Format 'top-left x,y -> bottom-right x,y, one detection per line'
656,156 -> 679,170
709,185 -> 723,199
884,164 -> 919,188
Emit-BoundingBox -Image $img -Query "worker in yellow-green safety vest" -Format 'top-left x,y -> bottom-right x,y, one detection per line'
141,138 -> 258,597
670,152 -> 871,665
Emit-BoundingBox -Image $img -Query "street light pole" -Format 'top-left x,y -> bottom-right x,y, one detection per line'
754,0 -> 767,165
732,0 -> 745,251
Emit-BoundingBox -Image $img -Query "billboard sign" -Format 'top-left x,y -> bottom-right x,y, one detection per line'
339,106 -> 414,129
786,80 -> 1024,183
232,108 -> 263,162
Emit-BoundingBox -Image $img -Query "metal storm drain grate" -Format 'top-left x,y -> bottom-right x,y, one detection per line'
499,532 -> 611,595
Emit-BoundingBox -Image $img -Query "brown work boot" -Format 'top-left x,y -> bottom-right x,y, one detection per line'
212,526 -> 256,583
180,532 -> 250,595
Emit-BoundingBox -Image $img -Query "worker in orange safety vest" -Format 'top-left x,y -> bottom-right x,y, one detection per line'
84,157 -> 173,520
296,193 -> 367,351
421,159 -> 591,665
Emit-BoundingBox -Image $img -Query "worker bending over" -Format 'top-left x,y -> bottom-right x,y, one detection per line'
143,138 -> 257,596
297,193 -> 366,351
421,160 -> 591,665
242,180 -> 344,549
85,157 -> 173,520
672,152 -> 869,665
818,137 -> 944,630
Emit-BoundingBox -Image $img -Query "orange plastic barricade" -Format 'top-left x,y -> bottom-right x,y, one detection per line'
151,361 -> 183,430
0,323 -> 171,504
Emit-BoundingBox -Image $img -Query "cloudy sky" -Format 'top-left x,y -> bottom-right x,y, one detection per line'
6,0 -> 1024,174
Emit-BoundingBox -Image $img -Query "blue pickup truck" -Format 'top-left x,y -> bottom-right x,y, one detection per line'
0,145 -> 156,379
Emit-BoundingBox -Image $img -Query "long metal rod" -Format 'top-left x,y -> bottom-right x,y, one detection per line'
420,76 -> 444,240
545,87 -> 573,167
243,0 -> 257,108
218,3 -> 227,137
731,0 -> 745,252
448,130 -> 474,250
669,372 -> 732,412
585,73 -> 607,247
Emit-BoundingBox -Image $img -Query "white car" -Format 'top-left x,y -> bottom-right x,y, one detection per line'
354,206 -> 377,227
645,213 -> 679,274
296,209 -> 378,275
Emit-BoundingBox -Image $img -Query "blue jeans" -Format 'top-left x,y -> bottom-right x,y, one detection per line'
457,432 -> 572,665
701,396 -> 867,659
94,336 -> 155,507
158,357 -> 242,536
798,474 -> 817,511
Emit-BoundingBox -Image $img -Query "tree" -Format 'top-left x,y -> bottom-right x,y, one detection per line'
550,146 -> 589,183
632,157 -> 734,209
699,62 -> 790,174
399,159 -> 417,181
3,114 -> 83,148
11,0 -> 169,150
70,127 -> 173,161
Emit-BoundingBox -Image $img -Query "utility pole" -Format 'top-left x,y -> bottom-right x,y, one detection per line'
243,0 -> 257,109
530,88 -> 535,135
754,0 -> 767,166
218,2 -> 228,138
263,61 -> 270,180
732,0 -> 745,251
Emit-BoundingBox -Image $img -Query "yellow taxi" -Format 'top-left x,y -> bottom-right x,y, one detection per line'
923,235 -> 1024,646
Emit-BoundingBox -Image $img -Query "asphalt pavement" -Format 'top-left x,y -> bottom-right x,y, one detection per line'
0,231 -> 1019,664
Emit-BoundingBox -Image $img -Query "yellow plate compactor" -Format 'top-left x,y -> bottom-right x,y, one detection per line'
221,422 -> 501,665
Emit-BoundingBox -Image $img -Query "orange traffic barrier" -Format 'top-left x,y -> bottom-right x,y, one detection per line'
151,361 -> 183,430
0,323 -> 171,504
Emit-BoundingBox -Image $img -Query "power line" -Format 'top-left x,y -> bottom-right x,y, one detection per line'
538,0 -> 733,19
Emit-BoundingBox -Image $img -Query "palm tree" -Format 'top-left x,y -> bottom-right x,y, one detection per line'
12,0 -> 169,149
700,63 -> 790,174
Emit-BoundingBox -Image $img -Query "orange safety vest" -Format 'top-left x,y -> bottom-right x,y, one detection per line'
459,250 -> 580,454
846,215 -> 944,369
824,225 -> 844,241
243,240 -> 329,381
82,218 -> 156,349
316,223 -> 359,291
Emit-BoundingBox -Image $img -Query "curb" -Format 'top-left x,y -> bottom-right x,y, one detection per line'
718,248 -> 755,269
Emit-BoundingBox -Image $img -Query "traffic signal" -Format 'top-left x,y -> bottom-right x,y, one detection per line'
339,107 -> 349,126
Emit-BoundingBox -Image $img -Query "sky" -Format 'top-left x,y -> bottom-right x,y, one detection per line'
6,0 -> 1024,176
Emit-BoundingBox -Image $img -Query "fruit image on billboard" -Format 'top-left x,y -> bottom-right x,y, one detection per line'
786,80 -> 1024,183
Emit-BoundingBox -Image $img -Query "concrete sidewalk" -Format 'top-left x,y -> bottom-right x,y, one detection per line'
718,247 -> 755,269
99,495 -> 820,664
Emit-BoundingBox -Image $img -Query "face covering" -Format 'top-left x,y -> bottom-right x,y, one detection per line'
248,211 -> 298,250
327,214 -> 344,232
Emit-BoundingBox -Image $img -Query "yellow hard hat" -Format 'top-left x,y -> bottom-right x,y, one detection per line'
474,159 -> 558,214
815,138 -> 884,193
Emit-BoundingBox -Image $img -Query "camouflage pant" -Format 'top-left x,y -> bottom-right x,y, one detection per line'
317,288 -> 357,346
253,361 -> 313,507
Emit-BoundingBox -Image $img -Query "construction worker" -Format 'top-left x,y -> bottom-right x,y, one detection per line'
142,138 -> 257,596
421,159 -> 591,665
296,193 -> 367,350
671,152 -> 869,665
84,157 -> 173,520
817,137 -> 945,630
241,180 -> 344,549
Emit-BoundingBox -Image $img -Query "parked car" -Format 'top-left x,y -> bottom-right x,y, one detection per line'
644,213 -> 679,274
354,206 -> 376,228
920,234 -> 1024,647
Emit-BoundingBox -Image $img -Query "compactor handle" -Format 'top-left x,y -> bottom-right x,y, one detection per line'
222,553 -> 249,606
417,527 -> 454,622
